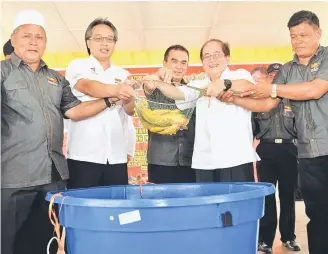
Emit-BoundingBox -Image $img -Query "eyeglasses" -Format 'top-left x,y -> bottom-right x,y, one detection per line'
202,52 -> 225,62
89,36 -> 116,43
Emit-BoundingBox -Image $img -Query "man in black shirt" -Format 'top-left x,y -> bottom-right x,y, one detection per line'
144,45 -> 196,183
252,64 -> 301,253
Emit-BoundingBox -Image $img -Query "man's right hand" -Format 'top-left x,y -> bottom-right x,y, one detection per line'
144,74 -> 160,81
157,67 -> 174,83
142,80 -> 158,95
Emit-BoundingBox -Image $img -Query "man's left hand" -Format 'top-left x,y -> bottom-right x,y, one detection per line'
241,78 -> 272,99
122,79 -> 139,89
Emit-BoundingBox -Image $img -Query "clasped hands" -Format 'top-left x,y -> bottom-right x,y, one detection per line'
200,78 -> 273,103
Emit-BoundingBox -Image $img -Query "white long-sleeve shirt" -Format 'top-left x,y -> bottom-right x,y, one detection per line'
176,67 -> 260,170
65,55 -> 136,164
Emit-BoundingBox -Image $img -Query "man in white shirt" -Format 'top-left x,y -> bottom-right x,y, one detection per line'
65,18 -> 136,188
153,39 -> 259,182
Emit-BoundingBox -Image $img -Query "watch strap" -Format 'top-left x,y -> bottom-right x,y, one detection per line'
271,84 -> 278,98
104,98 -> 112,108
223,79 -> 232,91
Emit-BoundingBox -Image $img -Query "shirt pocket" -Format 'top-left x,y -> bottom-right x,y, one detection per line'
3,79 -> 32,107
283,110 -> 296,135
3,79 -> 35,121
47,84 -> 63,109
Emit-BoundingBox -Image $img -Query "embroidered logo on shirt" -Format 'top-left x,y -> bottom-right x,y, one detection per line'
310,62 -> 320,74
90,67 -> 97,75
47,77 -> 58,86
114,78 -> 122,84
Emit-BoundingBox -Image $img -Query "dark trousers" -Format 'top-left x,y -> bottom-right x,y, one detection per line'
1,180 -> 66,254
295,174 -> 303,200
257,143 -> 298,247
299,156 -> 328,254
148,164 -> 196,184
67,159 -> 128,189
195,162 -> 255,182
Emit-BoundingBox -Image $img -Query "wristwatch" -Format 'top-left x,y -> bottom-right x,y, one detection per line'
104,98 -> 116,108
271,84 -> 278,99
223,79 -> 232,91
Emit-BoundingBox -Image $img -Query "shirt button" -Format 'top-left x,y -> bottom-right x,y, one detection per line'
311,139 -> 314,142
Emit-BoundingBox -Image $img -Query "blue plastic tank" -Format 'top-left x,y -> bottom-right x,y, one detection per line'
46,182 -> 275,254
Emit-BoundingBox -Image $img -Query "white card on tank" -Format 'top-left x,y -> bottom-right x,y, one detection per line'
118,210 -> 141,225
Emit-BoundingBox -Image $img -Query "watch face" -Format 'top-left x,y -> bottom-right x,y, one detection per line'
224,79 -> 232,85
224,79 -> 232,90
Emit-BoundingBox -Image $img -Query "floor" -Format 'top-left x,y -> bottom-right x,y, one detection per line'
258,201 -> 309,254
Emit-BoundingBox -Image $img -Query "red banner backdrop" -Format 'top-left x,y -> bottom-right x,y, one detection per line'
59,63 -> 267,182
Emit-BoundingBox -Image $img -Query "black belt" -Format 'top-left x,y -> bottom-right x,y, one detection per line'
261,138 -> 295,144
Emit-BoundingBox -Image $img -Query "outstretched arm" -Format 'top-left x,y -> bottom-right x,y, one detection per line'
233,97 -> 280,112
143,80 -> 185,100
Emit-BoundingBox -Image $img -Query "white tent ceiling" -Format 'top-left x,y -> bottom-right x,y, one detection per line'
1,1 -> 328,53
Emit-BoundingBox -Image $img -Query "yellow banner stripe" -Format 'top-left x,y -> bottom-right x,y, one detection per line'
2,47 -> 294,68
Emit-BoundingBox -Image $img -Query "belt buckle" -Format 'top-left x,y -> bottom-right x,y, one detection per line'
274,139 -> 282,144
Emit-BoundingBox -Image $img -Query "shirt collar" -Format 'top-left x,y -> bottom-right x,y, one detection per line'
10,52 -> 47,69
292,45 -> 323,64
89,55 -> 115,72
205,66 -> 230,81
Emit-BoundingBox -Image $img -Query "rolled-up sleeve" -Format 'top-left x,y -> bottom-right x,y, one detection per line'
273,68 -> 287,85
60,78 -> 81,115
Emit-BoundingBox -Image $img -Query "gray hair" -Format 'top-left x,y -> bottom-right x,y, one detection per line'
85,18 -> 118,55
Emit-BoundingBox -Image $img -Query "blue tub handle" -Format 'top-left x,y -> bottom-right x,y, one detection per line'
221,211 -> 233,227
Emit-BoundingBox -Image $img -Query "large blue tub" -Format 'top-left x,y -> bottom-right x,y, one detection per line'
46,182 -> 275,254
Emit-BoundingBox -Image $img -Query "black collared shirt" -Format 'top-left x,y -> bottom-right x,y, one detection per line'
274,46 -> 328,158
1,53 -> 81,188
253,99 -> 297,140
145,83 -> 195,167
